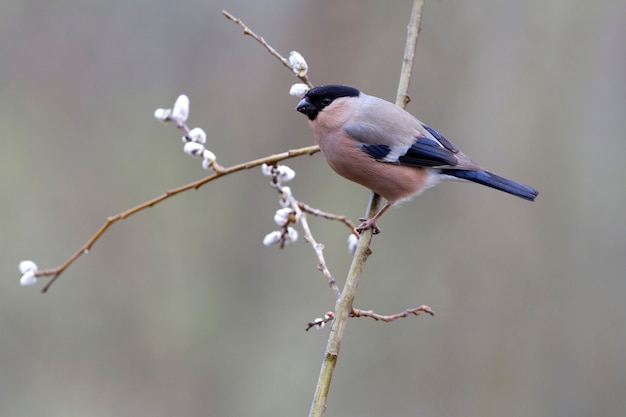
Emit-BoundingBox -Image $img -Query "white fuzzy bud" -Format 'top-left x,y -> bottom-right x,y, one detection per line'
274,207 -> 293,226
20,270 -> 37,286
289,83 -> 310,98
261,163 -> 274,177
285,227 -> 298,244
201,149 -> 216,162
277,165 -> 296,182
263,231 -> 283,247
183,142 -> 205,157
19,260 -> 38,274
313,318 -> 325,329
289,51 -> 308,77
347,234 -> 359,255
279,186 -> 293,207
171,94 -> 190,125
154,108 -> 172,122
188,127 -> 207,144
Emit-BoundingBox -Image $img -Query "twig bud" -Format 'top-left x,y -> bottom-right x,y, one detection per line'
187,127 -> 207,144
263,231 -> 283,247
274,207 -> 293,226
285,227 -> 298,244
171,94 -> 190,126
347,234 -> 359,255
183,142 -> 205,157
19,260 -> 38,274
279,186 -> 292,207
288,51 -> 308,77
154,108 -> 172,122
201,149 -> 216,163
261,163 -> 274,177
277,165 -> 296,182
20,270 -> 37,286
289,83 -> 310,98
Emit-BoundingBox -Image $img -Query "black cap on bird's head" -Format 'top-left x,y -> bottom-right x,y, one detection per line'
296,85 -> 360,120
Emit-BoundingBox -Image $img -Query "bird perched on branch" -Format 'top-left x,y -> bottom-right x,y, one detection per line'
296,84 -> 538,234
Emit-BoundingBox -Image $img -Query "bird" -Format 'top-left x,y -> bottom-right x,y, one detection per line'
296,84 -> 538,234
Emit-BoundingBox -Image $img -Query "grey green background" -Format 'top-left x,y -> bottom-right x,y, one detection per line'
3,1 -> 626,416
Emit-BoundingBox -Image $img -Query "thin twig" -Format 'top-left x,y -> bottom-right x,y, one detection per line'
308,1 -> 426,416
351,305 -> 435,322
292,202 -> 342,300
38,145 -> 320,292
298,202 -> 356,233
395,1 -> 424,108
305,311 -> 335,331
222,10 -> 314,88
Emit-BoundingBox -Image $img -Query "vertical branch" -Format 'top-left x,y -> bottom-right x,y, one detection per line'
395,0 -> 423,108
308,1 -> 425,416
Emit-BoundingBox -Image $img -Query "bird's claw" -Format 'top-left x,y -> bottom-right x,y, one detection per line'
356,217 -> 381,235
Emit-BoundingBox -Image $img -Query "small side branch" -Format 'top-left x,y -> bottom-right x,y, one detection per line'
299,202 -> 357,233
294,204 -> 342,300
305,311 -> 335,332
351,305 -> 435,322
297,202 -> 358,297
222,10 -> 314,88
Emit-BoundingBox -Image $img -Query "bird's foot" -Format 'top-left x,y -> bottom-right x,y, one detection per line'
356,217 -> 381,235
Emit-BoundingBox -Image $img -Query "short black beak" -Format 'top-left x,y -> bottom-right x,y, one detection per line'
296,97 -> 311,114
296,97 -> 317,120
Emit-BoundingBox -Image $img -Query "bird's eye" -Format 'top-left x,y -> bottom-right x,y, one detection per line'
321,97 -> 332,106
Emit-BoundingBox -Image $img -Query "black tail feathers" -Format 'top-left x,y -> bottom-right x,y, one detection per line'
442,169 -> 538,201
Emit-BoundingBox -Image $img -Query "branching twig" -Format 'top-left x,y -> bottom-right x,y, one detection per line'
37,145 -> 319,292
351,305 -> 435,322
298,202 -> 357,233
222,10 -> 314,88
305,311 -> 335,332
263,175 -> 341,299
292,202 -> 342,299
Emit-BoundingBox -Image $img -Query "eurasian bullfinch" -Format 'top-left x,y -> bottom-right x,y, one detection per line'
296,85 -> 538,234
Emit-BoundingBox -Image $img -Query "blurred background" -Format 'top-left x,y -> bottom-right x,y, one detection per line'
2,0 -> 625,416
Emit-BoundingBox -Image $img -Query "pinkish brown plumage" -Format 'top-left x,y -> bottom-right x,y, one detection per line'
296,85 -> 538,233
